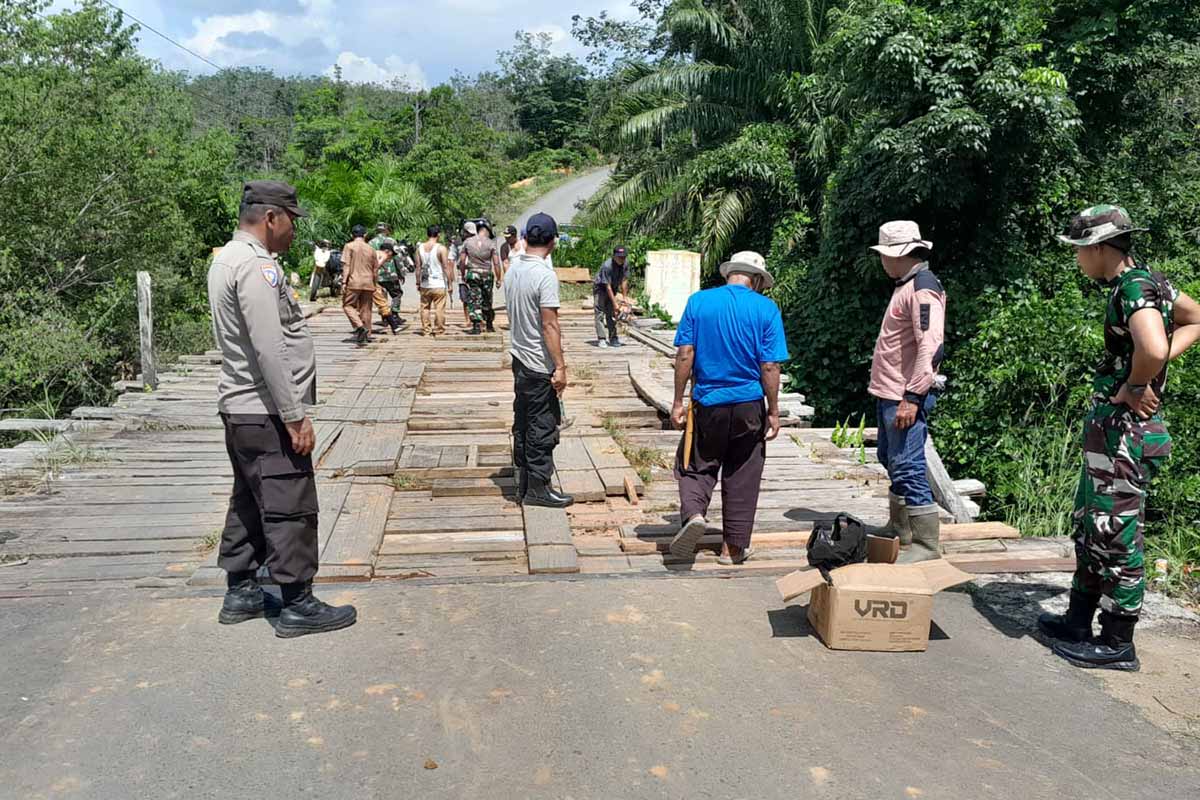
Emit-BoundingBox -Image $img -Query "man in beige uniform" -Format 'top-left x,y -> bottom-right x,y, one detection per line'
341,224 -> 377,345
208,181 -> 356,638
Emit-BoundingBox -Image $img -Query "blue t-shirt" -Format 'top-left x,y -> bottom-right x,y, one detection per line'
673,285 -> 789,407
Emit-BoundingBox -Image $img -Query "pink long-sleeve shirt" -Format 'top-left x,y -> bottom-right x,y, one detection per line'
869,264 -> 946,402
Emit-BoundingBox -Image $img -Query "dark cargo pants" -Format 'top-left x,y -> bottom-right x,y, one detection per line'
512,358 -> 560,483
219,413 -> 319,585
674,400 -> 767,549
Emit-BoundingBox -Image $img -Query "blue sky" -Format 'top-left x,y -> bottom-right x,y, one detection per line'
49,0 -> 642,87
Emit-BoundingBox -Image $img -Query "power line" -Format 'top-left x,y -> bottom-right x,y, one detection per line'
97,0 -> 225,73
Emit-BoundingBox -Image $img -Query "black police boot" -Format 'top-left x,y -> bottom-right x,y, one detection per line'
355,326 -> 369,346
1037,589 -> 1099,643
275,581 -> 358,639
387,314 -> 401,335
516,468 -> 529,504
468,322 -> 482,335
523,479 -> 574,509
218,571 -> 277,625
1052,612 -> 1140,672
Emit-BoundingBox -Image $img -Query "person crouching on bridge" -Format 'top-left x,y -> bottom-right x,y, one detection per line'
668,252 -> 788,564
1038,206 -> 1200,672
207,181 -> 356,638
507,212 -> 573,508
868,221 -> 946,563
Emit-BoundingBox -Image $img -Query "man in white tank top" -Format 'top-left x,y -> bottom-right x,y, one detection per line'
417,224 -> 453,336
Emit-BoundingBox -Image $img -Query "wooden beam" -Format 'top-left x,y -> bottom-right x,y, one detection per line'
925,437 -> 975,523
136,271 -> 158,390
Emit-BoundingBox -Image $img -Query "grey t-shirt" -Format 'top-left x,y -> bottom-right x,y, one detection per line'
506,252 -> 561,374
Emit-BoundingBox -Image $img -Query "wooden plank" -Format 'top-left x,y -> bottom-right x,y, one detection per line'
584,436 -> 632,470
555,267 -> 591,283
556,470 -> 606,503
136,271 -> 158,390
384,515 -> 522,535
598,468 -> 643,497
624,475 -> 640,506
527,544 -> 579,574
431,477 -> 516,497
522,503 -> 574,547
437,446 -> 469,469
554,438 -> 595,472
379,531 -> 525,556
320,482 -> 392,568
947,555 -> 1075,574
925,437 -> 975,523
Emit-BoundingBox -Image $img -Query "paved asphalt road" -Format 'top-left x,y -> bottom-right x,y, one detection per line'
1,575 -> 1197,799
516,165 -> 613,231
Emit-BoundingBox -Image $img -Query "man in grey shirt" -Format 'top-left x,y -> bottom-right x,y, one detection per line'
506,212 -> 572,508
207,180 -> 356,638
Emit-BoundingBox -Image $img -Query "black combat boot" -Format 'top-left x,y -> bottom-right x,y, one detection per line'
468,322 -> 482,336
516,468 -> 529,504
275,581 -> 358,639
1037,589 -> 1099,643
355,326 -> 369,345
1052,611 -> 1140,671
523,479 -> 574,509
486,321 -> 496,333
387,314 -> 401,335
218,571 -> 278,625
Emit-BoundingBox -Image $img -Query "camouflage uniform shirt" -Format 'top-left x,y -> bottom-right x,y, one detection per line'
1092,267 -> 1178,404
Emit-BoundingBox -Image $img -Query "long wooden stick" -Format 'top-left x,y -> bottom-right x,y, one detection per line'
682,402 -> 695,470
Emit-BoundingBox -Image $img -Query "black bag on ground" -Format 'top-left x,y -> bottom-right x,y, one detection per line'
806,513 -> 868,580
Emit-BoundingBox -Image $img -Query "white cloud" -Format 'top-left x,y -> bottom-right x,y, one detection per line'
326,52 -> 428,89
183,0 -> 337,64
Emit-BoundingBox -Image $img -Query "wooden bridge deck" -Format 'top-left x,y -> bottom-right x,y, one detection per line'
0,287 -> 1073,597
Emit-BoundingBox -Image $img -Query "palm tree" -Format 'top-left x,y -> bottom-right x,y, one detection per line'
588,0 -> 835,266
298,158 -> 434,239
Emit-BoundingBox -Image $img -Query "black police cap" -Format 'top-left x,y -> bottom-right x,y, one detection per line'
242,180 -> 307,217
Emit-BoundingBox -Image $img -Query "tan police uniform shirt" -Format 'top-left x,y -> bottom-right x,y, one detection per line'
342,238 -> 378,291
208,230 -> 317,423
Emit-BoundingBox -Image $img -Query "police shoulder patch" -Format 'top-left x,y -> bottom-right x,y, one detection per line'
260,262 -> 280,288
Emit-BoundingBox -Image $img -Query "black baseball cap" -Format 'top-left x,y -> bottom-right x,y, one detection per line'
242,180 -> 307,217
351,224 -> 367,237
504,225 -> 518,237
613,246 -> 627,258
380,241 -> 396,252
525,212 -> 558,245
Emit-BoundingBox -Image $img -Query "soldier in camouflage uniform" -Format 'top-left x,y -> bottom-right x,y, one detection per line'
1039,205 -> 1200,671
459,219 -> 502,335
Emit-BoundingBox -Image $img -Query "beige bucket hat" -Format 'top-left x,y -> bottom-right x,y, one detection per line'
870,220 -> 933,257
719,250 -> 774,290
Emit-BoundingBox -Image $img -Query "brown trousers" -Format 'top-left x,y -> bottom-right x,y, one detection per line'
343,288 -> 374,331
420,288 -> 447,335
674,400 -> 767,549
372,286 -> 393,320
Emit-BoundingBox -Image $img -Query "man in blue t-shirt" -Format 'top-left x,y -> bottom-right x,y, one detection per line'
668,251 -> 789,564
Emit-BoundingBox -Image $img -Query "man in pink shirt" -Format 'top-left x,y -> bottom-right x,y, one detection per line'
868,221 -> 946,562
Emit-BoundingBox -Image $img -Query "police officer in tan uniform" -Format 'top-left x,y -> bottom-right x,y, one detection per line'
207,181 -> 356,638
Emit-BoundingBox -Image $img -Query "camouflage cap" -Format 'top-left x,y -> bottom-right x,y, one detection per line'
1057,205 -> 1148,247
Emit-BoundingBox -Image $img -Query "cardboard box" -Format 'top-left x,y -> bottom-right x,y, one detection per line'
775,560 -> 973,652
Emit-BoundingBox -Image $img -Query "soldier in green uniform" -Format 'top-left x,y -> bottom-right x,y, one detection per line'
460,219 -> 502,335
1039,205 -> 1200,671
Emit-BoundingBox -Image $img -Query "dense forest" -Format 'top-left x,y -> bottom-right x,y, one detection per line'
1,0 -> 1197,588
575,0 -> 1200,587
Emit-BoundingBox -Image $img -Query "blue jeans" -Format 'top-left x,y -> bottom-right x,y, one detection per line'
876,395 -> 937,507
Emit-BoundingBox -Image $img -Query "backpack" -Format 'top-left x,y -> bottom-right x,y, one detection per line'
806,513 -> 868,580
